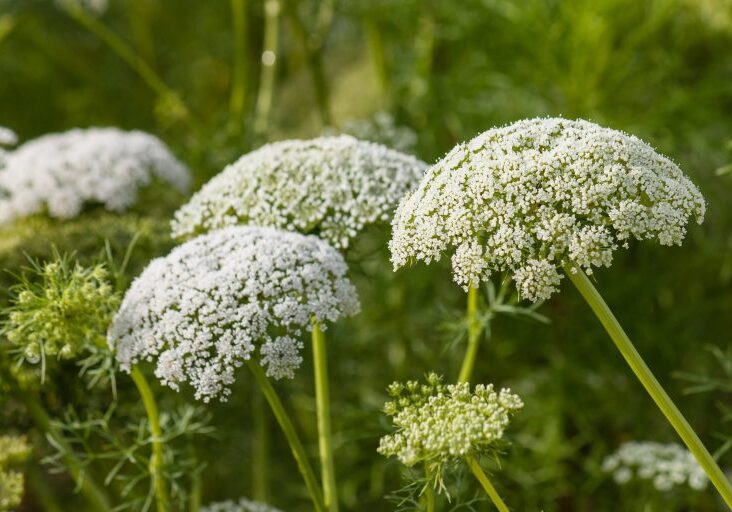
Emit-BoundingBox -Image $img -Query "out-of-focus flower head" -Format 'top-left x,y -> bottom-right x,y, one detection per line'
201,498 -> 283,512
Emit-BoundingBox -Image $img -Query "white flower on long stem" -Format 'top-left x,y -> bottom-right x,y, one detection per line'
0,128 -> 190,226
390,117 -> 705,301
108,226 -> 360,402
171,135 -> 426,249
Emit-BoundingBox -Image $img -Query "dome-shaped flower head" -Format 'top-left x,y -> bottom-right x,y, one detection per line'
108,225 -> 360,402
171,135 -> 427,249
201,498 -> 282,512
602,441 -> 708,492
390,118 -> 706,301
378,373 -> 523,467
0,128 -> 191,225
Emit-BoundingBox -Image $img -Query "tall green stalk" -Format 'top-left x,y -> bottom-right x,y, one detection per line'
466,456 -> 509,512
253,0 -> 280,138
458,286 -> 481,383
251,390 -> 269,502
423,464 -> 435,512
246,360 -> 326,512
563,264 -> 732,508
130,367 -> 169,512
230,0 -> 249,118
311,320 -> 339,512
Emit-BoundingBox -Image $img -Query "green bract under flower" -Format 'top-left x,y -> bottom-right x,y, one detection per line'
378,374 -> 522,467
171,135 -> 426,249
390,118 -> 706,301
201,498 -> 283,512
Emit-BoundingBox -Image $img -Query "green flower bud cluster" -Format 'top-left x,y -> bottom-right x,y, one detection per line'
378,373 -> 523,467
0,435 -> 30,511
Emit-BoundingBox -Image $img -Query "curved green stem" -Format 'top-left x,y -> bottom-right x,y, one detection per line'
246,360 -> 326,512
564,264 -> 732,508
458,286 -> 481,383
130,367 -> 169,512
423,464 -> 435,512
311,320 -> 339,512
466,456 -> 509,512
251,390 -> 269,502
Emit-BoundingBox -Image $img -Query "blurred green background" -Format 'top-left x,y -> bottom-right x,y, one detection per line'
2,0 -> 732,510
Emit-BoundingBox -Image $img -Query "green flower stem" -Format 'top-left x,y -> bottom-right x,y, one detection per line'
252,390 -> 270,502
229,0 -> 249,117
130,367 -> 169,512
19,389 -> 111,512
246,360 -> 326,512
458,286 -> 481,383
423,464 -> 435,512
466,456 -> 509,512
564,264 -> 732,508
311,320 -> 339,512
253,0 -> 280,138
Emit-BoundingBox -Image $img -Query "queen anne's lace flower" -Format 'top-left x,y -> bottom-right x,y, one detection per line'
108,226 -> 360,401
378,373 -> 523,467
201,498 -> 282,512
390,118 -> 705,301
602,441 -> 708,492
171,135 -> 426,249
0,128 -> 190,225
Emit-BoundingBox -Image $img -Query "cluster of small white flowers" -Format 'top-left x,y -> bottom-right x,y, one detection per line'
0,126 -> 17,167
201,498 -> 282,512
0,128 -> 190,226
390,118 -> 706,301
602,441 -> 708,492
171,135 -> 426,249
378,373 -> 523,467
108,226 -> 360,402
339,112 -> 419,154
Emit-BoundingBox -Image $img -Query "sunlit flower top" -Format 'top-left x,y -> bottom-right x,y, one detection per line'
378,373 -> 523,467
390,118 -> 705,301
0,128 -> 190,226
171,135 -> 426,249
201,498 -> 282,512
602,441 -> 708,492
108,226 -> 360,401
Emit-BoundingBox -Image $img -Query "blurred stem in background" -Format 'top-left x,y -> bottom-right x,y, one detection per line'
361,13 -> 390,108
125,0 -> 157,68
407,2 -> 435,130
0,13 -> 16,46
251,389 -> 270,502
254,0 -> 281,139
27,464 -> 64,512
564,265 -> 732,508
230,0 -> 250,120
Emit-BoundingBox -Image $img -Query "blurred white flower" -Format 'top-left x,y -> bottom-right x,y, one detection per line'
390,117 -> 705,301
108,226 -> 360,402
57,0 -> 109,16
0,126 -> 17,147
0,127 -> 190,226
201,498 -> 282,512
602,441 -> 708,492
171,135 -> 426,249
337,112 -> 418,154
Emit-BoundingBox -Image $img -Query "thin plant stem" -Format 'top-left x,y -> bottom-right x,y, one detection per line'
466,456 -> 509,512
311,320 -> 339,512
253,0 -> 280,138
27,464 -> 64,512
423,464 -> 435,512
188,443 -> 201,512
563,264 -> 732,508
458,286 -> 481,383
252,390 -> 270,502
230,0 -> 249,117
362,14 -> 390,107
130,367 -> 169,512
246,360 -> 326,512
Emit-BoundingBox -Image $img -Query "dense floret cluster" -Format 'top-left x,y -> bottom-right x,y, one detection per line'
108,226 -> 360,401
0,435 -> 31,512
378,373 -> 523,467
0,128 -> 190,225
171,135 -> 426,249
390,118 -> 705,301
201,498 -> 282,512
602,441 -> 708,491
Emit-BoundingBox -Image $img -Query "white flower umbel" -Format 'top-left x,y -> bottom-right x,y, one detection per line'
0,126 -> 17,147
390,117 -> 705,301
201,498 -> 282,512
171,135 -> 426,249
108,225 -> 360,402
603,441 -> 708,492
0,128 -> 190,226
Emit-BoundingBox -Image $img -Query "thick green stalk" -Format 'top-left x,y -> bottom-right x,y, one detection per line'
230,0 -> 249,117
458,286 -> 481,383
253,0 -> 280,138
252,390 -> 269,501
423,464 -> 435,512
466,456 -> 509,512
130,367 -> 169,512
564,264 -> 732,508
311,320 -> 339,512
246,360 -> 326,512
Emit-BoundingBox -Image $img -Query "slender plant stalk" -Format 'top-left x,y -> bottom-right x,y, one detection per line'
423,464 -> 435,512
246,360 -> 326,512
563,264 -> 732,508
466,456 -> 509,512
253,0 -> 280,138
311,320 -> 339,512
230,0 -> 249,117
188,443 -> 201,512
458,286 -> 481,383
18,389 -> 111,512
130,367 -> 169,512
362,14 -> 390,107
252,390 -> 270,502
27,464 -> 64,512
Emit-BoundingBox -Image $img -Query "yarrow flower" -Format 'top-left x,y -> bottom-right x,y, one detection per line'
171,135 -> 426,249
378,373 -> 523,467
201,498 -> 282,512
602,441 -> 708,492
390,117 -> 705,301
0,128 -> 190,226
108,226 -> 360,401
0,435 -> 31,512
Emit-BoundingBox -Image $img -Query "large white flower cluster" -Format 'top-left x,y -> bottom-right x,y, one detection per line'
602,441 -> 708,492
201,498 -> 282,512
378,373 -> 523,467
390,118 -> 705,301
0,128 -> 190,226
171,135 -> 426,249
108,226 -> 360,401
